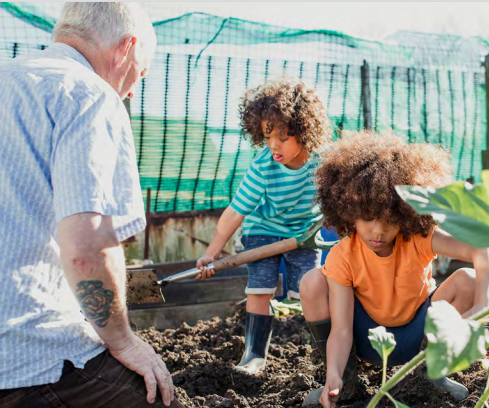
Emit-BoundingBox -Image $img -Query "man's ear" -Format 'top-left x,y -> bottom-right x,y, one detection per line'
114,36 -> 137,68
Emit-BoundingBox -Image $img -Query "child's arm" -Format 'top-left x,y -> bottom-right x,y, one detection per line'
321,278 -> 355,406
195,206 -> 245,280
432,228 -> 489,317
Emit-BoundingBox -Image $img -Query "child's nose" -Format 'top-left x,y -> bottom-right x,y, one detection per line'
372,220 -> 388,234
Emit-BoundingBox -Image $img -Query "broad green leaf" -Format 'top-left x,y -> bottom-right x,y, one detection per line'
395,170 -> 489,248
425,301 -> 489,379
368,326 -> 396,360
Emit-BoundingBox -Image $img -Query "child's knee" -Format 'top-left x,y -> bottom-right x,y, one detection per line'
452,268 -> 476,296
299,268 -> 328,300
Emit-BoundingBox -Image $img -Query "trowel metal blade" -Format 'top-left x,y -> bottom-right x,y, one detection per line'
126,268 -> 165,304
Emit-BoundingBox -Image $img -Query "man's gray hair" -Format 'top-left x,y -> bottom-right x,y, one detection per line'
53,2 -> 155,49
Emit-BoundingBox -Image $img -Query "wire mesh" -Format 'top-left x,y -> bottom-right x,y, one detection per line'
0,2 -> 487,213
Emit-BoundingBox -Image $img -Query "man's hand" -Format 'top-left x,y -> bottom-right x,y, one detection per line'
320,375 -> 343,408
196,254 -> 216,280
108,333 -> 174,406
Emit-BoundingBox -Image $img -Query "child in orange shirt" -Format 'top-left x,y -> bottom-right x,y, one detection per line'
300,131 -> 489,408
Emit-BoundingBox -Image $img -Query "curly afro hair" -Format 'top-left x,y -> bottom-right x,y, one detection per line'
315,130 -> 453,239
239,78 -> 332,153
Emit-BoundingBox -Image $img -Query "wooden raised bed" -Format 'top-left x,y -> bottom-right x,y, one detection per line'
127,260 -> 282,330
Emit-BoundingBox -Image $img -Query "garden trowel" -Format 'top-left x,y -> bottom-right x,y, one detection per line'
126,217 -> 338,305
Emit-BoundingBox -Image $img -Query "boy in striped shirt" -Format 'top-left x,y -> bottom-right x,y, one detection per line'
196,78 -> 332,375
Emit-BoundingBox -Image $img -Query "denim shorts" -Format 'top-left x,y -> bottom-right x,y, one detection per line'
353,292 -> 435,366
241,235 -> 321,300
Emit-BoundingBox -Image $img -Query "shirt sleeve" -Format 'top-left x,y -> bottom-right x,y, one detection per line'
321,242 -> 353,286
230,159 -> 266,216
412,227 -> 437,264
51,89 -> 146,241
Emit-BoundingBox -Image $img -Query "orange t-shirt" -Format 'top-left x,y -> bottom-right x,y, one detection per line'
322,229 -> 437,327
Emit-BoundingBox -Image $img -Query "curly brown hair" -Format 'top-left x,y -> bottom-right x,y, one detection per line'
239,78 -> 331,153
315,130 -> 453,239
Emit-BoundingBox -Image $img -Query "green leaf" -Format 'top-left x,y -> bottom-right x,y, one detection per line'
395,170 -> 489,248
425,301 -> 489,379
368,326 -> 396,360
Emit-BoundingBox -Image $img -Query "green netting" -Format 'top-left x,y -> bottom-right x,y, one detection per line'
1,2 -> 487,213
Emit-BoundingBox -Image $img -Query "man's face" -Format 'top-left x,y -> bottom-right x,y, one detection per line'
117,39 -> 153,100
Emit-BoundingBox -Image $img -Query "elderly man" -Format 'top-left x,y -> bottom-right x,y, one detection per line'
0,3 -> 174,407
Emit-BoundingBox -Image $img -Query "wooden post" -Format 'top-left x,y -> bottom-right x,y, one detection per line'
361,60 -> 373,130
144,188 -> 151,261
483,55 -> 489,169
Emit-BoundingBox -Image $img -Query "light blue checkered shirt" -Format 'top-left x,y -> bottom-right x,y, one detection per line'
0,43 -> 146,389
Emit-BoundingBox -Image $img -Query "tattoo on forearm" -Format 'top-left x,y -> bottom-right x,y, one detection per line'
76,281 -> 114,328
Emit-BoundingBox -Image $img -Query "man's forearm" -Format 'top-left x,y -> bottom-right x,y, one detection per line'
58,213 -> 134,349
63,244 -> 133,348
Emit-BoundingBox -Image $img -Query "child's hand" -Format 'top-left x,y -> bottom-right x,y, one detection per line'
196,255 -> 216,280
320,375 -> 343,408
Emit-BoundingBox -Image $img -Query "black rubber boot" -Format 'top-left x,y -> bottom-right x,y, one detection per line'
302,319 -> 357,407
415,337 -> 468,402
234,311 -> 274,375
415,366 -> 468,402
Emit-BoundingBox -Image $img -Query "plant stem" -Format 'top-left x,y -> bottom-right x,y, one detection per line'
474,377 -> 489,408
366,351 -> 426,408
470,306 -> 489,322
382,351 -> 387,385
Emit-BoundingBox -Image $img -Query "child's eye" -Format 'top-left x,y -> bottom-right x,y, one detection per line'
279,138 -> 288,143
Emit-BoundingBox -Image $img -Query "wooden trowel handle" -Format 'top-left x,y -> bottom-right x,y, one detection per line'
213,237 -> 298,270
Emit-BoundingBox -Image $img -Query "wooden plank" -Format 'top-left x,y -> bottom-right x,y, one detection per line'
128,300 -> 241,331
128,272 -> 284,307
159,275 -> 249,306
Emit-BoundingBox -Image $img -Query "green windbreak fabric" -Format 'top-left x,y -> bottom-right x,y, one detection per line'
1,2 -> 487,212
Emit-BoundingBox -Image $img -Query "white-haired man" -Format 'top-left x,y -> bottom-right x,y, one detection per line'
0,3 -> 176,407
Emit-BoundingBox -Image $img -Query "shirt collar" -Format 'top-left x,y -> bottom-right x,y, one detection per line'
48,42 -> 94,72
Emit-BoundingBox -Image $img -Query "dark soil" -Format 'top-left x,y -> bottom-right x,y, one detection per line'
137,306 -> 488,408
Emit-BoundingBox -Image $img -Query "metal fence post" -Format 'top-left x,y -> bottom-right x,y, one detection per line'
361,60 -> 373,130
144,188 -> 151,261
483,55 -> 489,169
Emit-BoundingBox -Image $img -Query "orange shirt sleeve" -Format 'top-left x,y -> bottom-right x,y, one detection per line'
412,226 -> 437,264
321,240 -> 353,287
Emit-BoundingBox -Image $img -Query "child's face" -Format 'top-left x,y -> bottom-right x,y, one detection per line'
354,218 -> 400,257
261,120 -> 309,169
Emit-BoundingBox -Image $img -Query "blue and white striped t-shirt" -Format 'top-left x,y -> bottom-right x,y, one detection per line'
230,147 -> 322,237
0,43 -> 146,389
